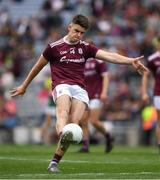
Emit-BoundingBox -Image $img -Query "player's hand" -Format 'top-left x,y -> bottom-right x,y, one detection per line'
100,92 -> 108,103
10,85 -> 26,97
142,93 -> 150,104
131,56 -> 149,75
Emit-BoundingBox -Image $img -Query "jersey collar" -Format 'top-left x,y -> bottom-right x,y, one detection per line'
63,36 -> 79,45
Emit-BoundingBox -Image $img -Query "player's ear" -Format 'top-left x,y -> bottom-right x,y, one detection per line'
68,23 -> 72,31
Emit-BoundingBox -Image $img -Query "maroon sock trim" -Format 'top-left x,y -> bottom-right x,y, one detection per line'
52,153 -> 62,164
82,139 -> 89,149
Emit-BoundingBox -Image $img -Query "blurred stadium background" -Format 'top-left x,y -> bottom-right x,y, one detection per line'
0,0 -> 159,146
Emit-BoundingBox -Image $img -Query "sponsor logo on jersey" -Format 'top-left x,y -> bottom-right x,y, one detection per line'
60,56 -> 85,63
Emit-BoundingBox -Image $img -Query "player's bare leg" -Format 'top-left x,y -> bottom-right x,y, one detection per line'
41,114 -> 52,144
90,108 -> 106,134
48,96 -> 86,172
79,110 -> 90,152
90,108 -> 114,153
48,95 -> 71,173
69,98 -> 87,124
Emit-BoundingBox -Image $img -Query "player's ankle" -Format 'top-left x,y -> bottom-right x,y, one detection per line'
52,153 -> 62,164
82,139 -> 89,146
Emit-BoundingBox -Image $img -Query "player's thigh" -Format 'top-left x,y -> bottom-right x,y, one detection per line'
56,95 -> 71,113
70,98 -> 86,124
56,95 -> 71,131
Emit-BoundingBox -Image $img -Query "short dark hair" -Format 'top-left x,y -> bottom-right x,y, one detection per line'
72,14 -> 90,30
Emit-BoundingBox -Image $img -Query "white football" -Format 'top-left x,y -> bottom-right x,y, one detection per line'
62,123 -> 83,144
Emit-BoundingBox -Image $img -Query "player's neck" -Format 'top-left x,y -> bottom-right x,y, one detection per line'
64,35 -> 79,45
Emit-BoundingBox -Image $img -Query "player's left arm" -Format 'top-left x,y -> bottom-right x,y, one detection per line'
141,70 -> 150,104
100,72 -> 109,103
95,49 -> 149,75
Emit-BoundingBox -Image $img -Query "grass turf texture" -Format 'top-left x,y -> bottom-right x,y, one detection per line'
0,144 -> 160,179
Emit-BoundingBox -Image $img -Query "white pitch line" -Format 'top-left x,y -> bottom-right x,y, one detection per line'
0,156 -> 48,162
0,156 -> 114,164
16,172 -> 160,177
18,173 -> 105,176
0,156 -> 139,164
0,156 -> 159,165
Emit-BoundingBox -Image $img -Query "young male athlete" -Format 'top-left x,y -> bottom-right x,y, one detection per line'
79,56 -> 114,153
141,37 -> 160,152
11,14 -> 148,172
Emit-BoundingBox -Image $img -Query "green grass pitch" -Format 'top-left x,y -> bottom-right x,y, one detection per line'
0,144 -> 160,179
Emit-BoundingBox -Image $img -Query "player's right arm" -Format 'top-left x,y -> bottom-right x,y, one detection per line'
95,49 -> 149,75
10,55 -> 48,97
141,70 -> 150,104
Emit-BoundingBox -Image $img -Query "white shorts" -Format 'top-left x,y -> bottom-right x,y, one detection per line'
89,99 -> 103,109
52,84 -> 89,106
154,96 -> 160,110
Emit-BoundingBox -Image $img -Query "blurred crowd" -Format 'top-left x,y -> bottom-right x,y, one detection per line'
0,0 -> 160,143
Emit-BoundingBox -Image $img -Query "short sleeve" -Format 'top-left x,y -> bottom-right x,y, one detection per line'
86,44 -> 99,59
96,60 -> 107,74
42,44 -> 53,62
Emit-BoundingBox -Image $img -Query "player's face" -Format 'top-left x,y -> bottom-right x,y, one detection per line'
67,23 -> 86,43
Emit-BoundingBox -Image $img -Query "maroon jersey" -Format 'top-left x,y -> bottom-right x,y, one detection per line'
147,51 -> 160,95
84,58 -> 108,99
42,37 -> 98,89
